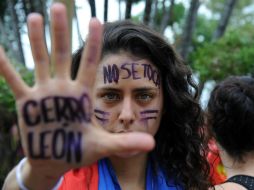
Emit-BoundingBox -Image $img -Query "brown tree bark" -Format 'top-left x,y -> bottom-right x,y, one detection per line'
213,0 -> 237,40
104,0 -> 108,22
160,0 -> 175,34
143,0 -> 152,25
125,0 -> 132,19
179,0 -> 200,61
149,0 -> 158,28
88,0 -> 96,17
8,0 -> 26,65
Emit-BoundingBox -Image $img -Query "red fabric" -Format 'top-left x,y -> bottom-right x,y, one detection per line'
207,140 -> 226,185
58,163 -> 99,190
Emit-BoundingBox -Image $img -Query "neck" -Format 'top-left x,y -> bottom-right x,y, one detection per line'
219,148 -> 254,178
109,153 -> 148,190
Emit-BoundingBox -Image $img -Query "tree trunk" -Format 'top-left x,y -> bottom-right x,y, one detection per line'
149,0 -> 158,28
125,0 -> 132,19
162,0 -> 166,14
21,0 -> 29,17
0,18 -> 12,51
118,0 -> 122,20
88,0 -> 96,17
104,0 -> 108,22
8,0 -> 26,65
212,0 -> 237,40
38,0 -> 49,30
160,0 -> 175,34
179,0 -> 200,61
143,0 -> 152,25
37,0 -> 46,17
28,0 -> 35,12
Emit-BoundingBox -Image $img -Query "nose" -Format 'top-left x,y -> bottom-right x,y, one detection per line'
118,97 -> 135,126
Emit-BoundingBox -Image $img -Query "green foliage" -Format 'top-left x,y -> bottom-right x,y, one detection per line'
204,0 -> 254,26
191,24 -> 254,83
0,59 -> 34,186
132,2 -> 185,28
0,59 -> 34,122
193,15 -> 217,45
205,0 -> 253,14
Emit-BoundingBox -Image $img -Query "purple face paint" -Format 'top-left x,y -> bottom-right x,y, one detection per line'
140,116 -> 157,121
131,63 -> 141,80
120,63 -> 132,79
103,62 -> 160,87
103,64 -> 119,84
94,109 -> 110,125
142,64 -> 160,87
140,109 -> 159,129
140,110 -> 159,114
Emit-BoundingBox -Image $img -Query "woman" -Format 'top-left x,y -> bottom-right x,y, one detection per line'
2,3 -> 211,190
207,76 -> 254,190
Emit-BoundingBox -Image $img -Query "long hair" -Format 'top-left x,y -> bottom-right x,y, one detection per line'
71,20 -> 211,190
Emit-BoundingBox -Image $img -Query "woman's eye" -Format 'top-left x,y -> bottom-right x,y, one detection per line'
102,93 -> 120,101
136,93 -> 153,102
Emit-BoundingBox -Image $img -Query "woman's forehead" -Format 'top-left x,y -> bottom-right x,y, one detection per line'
96,53 -> 160,87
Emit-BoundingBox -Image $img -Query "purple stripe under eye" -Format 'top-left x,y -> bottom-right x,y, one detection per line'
140,110 -> 159,114
141,117 -> 157,121
94,109 -> 110,115
95,115 -> 108,122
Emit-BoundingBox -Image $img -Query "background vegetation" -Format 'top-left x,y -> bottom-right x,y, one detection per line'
0,0 -> 254,186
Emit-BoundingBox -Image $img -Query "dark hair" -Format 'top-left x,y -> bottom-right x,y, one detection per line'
207,76 -> 254,162
71,20 -> 210,189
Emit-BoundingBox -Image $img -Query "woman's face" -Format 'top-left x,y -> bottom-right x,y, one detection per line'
93,52 -> 163,136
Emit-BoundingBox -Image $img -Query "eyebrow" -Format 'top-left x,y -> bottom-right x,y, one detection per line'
132,87 -> 158,93
96,87 -> 121,92
97,87 -> 158,92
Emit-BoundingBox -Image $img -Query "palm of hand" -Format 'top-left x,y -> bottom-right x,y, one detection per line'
0,2 -> 155,176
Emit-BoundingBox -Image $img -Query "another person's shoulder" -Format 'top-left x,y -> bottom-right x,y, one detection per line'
214,183 -> 247,190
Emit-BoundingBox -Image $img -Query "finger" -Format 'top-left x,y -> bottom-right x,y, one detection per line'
50,3 -> 71,79
0,47 -> 29,98
77,18 -> 102,90
27,13 -> 50,84
100,132 -> 155,157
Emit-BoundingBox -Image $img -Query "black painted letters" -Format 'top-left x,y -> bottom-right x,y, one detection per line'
23,93 -> 91,126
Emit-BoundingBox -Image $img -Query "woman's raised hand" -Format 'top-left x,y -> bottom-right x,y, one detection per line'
0,2 -> 154,180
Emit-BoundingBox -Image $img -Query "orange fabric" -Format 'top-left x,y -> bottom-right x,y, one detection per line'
58,163 -> 99,190
207,140 -> 226,185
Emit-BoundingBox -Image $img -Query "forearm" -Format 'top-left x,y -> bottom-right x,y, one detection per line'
3,166 -> 19,190
3,158 -> 63,190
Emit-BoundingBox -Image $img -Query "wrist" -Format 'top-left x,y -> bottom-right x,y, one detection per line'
16,157 -> 63,190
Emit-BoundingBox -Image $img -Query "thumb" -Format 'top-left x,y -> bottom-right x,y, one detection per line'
99,132 -> 155,158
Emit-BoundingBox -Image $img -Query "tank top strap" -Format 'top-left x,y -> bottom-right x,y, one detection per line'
226,175 -> 254,190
